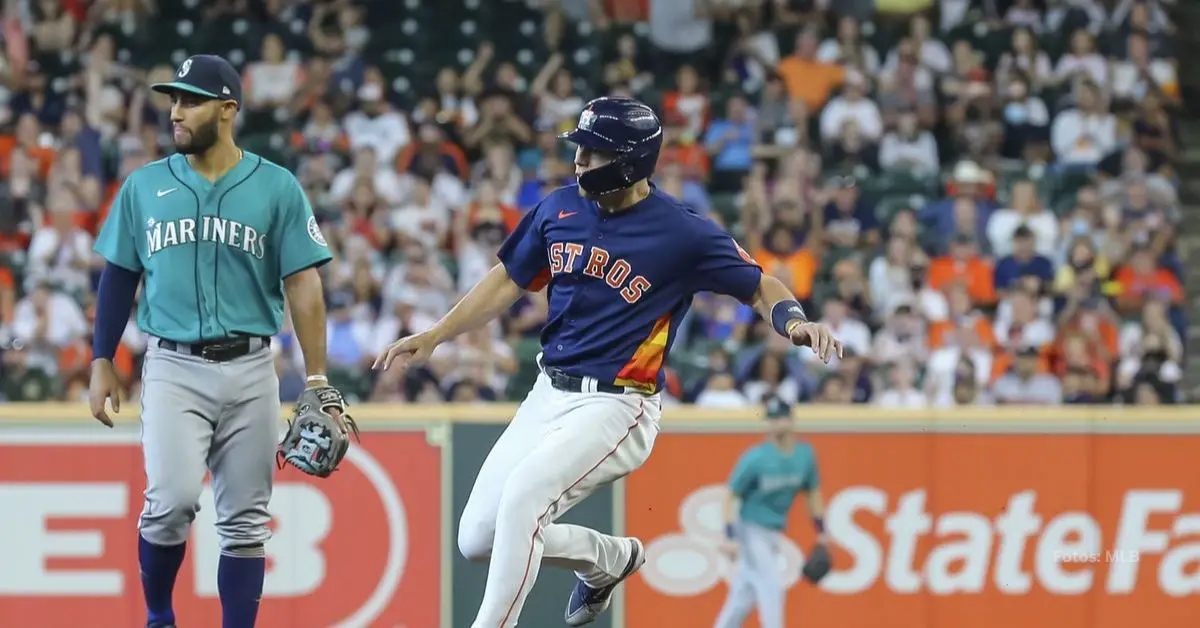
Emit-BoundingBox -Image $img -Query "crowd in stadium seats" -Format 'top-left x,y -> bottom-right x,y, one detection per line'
0,0 -> 1185,408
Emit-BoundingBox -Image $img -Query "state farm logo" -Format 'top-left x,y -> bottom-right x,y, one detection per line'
0,428 -> 414,627
639,484 -> 1200,597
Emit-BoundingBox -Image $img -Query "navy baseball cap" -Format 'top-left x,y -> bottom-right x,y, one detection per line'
152,55 -> 242,109
764,396 -> 793,420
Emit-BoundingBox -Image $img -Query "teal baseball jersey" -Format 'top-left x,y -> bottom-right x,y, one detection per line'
94,151 -> 331,343
728,441 -> 820,530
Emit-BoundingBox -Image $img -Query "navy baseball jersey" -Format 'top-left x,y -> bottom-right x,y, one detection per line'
94,151 -> 332,343
498,184 -> 763,393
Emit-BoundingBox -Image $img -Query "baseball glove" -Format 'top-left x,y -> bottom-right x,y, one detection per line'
802,542 -> 833,584
277,386 -> 360,478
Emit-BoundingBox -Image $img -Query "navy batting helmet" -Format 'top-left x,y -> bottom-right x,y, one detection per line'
559,97 -> 663,197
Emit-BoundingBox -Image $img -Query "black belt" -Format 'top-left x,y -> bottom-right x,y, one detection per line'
543,366 -> 628,395
157,336 -> 270,362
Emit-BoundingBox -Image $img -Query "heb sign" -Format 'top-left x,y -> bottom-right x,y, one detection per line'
625,432 -> 1200,628
0,429 -> 441,628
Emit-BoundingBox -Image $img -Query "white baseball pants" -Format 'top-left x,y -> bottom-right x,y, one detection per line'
457,372 -> 661,628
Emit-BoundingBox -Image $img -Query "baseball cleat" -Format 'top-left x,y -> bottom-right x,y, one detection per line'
564,537 -> 645,626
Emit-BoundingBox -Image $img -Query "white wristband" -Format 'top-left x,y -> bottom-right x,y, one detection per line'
306,374 -> 329,383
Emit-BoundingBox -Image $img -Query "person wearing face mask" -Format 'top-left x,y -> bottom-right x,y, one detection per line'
999,74 -> 1049,161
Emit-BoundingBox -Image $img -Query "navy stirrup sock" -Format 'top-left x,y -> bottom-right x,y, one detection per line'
139,535 -> 186,627
218,548 -> 266,628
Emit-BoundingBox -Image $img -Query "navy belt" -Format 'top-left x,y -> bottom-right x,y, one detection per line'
157,336 -> 270,362
542,366 -> 628,395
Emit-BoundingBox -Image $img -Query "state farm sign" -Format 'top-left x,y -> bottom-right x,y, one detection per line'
0,428 -> 440,628
626,431 -> 1200,628
640,484 -> 1198,599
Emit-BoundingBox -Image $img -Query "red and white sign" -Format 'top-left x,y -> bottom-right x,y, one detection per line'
0,428 -> 441,628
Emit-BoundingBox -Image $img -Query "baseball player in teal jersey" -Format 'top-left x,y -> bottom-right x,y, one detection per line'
715,396 -> 828,628
88,54 -> 352,628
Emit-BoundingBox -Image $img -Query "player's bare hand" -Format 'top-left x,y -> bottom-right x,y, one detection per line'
373,330 -> 441,371
789,322 -> 844,364
88,359 -> 121,428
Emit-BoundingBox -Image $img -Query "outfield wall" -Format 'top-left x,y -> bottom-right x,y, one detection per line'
1,404 -> 1196,628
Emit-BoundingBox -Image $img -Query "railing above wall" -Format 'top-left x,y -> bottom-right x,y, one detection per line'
0,402 -> 1197,431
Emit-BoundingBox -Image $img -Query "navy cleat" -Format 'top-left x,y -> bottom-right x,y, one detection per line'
564,537 -> 645,626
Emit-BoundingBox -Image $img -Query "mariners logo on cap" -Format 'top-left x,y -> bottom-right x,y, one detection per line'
178,59 -> 192,78
578,109 -> 596,131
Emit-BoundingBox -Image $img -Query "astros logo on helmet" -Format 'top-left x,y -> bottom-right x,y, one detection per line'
559,97 -> 664,197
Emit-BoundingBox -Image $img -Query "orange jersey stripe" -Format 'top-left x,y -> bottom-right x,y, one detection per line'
614,312 -> 672,391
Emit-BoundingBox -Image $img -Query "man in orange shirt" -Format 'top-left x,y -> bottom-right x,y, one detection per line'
752,224 -> 817,301
656,112 -> 709,181
1113,245 -> 1183,315
927,235 -> 996,305
776,26 -> 845,113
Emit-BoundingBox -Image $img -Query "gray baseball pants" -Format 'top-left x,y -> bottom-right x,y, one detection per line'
136,339 -> 281,550
713,522 -> 786,628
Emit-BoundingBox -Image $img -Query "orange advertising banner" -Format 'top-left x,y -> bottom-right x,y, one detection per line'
0,429 -> 441,628
626,432 -> 1200,628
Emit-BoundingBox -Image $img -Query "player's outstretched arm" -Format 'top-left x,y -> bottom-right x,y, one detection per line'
373,263 -> 524,370
751,273 -> 844,363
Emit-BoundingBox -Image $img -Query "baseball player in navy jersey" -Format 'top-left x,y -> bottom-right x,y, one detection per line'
715,396 -> 827,628
88,55 -> 352,628
376,96 -> 844,627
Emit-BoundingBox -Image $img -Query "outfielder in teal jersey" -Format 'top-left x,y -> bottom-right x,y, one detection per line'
714,396 -> 828,628
87,54 -> 351,628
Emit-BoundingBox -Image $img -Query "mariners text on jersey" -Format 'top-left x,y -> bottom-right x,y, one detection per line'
145,215 -> 268,260
94,151 -> 332,344
497,184 -> 763,394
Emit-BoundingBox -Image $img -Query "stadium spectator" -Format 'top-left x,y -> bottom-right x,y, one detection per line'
987,179 -> 1058,257
876,37 -> 938,129
776,26 -> 844,113
647,0 -> 714,78
530,53 -> 585,131
868,235 -> 917,319
878,110 -> 939,174
1050,80 -> 1116,167
998,73 -> 1051,162
704,93 -> 755,193
818,15 -> 880,75
818,70 -> 882,145
723,7 -> 781,93
993,346 -> 1063,405
996,27 -> 1054,91
873,357 -> 926,408
994,288 -> 1056,354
